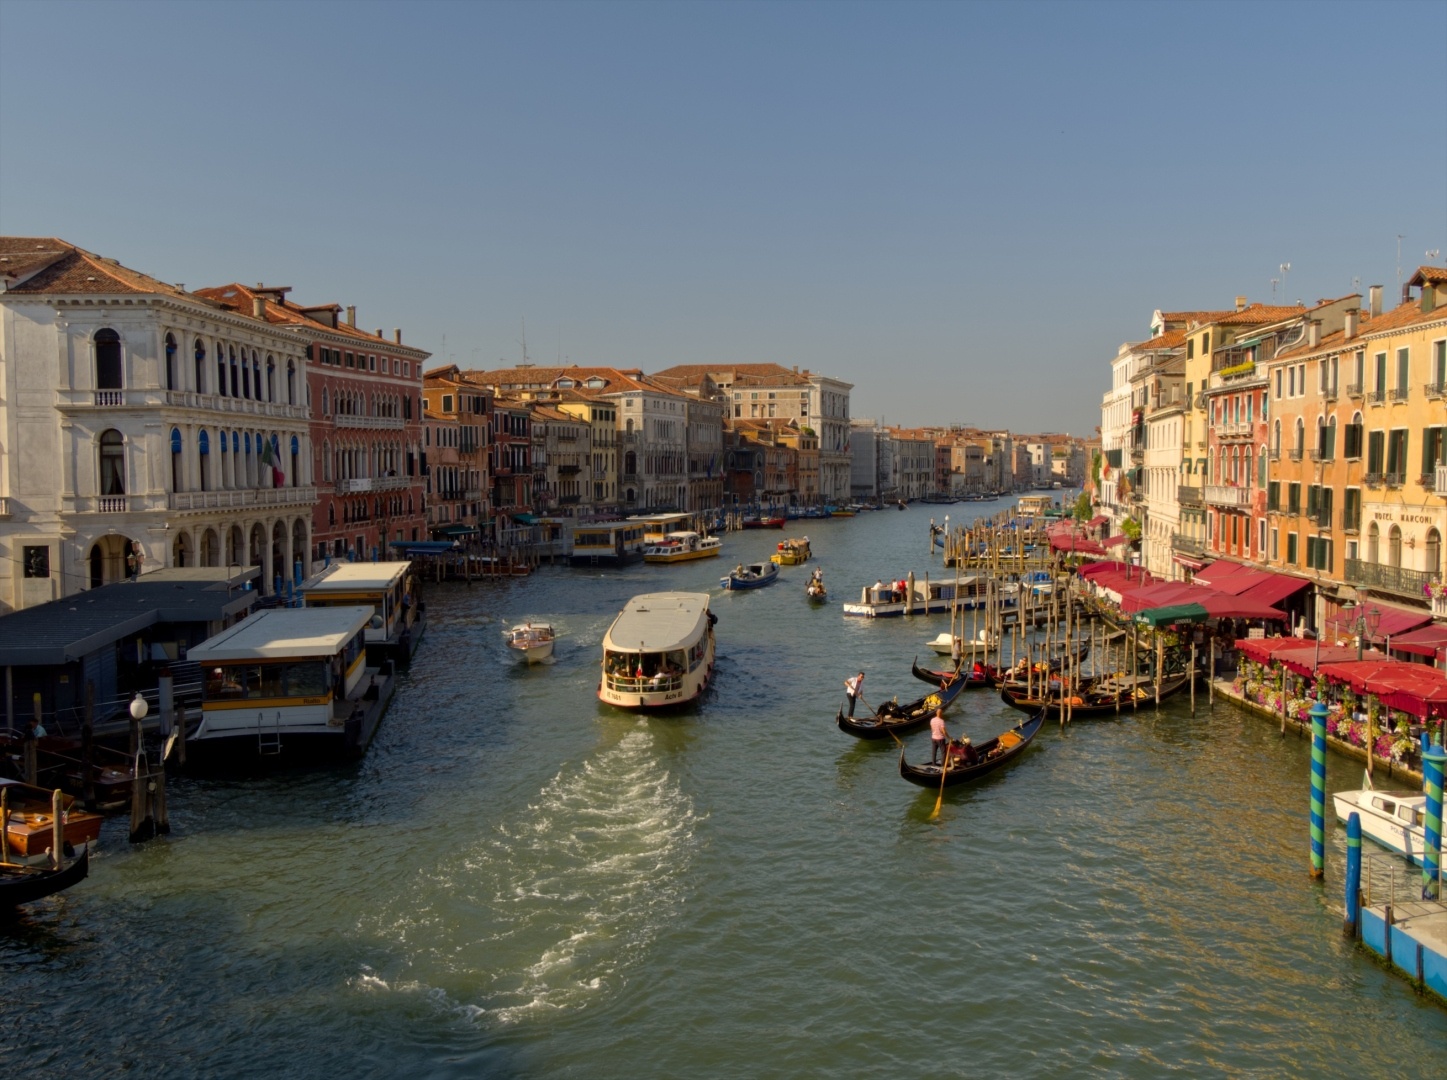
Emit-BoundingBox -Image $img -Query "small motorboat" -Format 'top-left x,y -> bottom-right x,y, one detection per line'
741,516 -> 786,529
1,779 -> 103,863
643,531 -> 723,564
1332,773 -> 1430,864
770,537 -> 812,565
721,562 -> 779,590
505,622 -> 555,663
899,712 -> 1045,789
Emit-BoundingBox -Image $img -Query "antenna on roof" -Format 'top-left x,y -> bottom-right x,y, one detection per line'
1279,262 -> 1291,302
1396,234 -> 1406,295
518,317 -> 531,368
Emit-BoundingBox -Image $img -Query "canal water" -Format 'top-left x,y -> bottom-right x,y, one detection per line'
5,503 -> 1445,1077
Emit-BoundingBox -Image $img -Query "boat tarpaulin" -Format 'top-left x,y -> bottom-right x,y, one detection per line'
1077,560 -> 1130,579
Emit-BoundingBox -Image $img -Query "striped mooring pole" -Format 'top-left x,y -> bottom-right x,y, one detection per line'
1344,812 -> 1362,938
1310,701 -> 1328,880
1421,733 -> 1444,902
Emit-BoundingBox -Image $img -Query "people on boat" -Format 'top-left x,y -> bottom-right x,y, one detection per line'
735,564 -> 745,577
929,707 -> 949,765
844,672 -> 865,717
949,735 -> 977,766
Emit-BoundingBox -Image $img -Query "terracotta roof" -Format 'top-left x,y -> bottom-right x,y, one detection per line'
1134,328 -> 1188,352
1206,303 -> 1309,326
1407,265 -> 1447,286
651,363 -> 814,386
1,236 -> 193,298
461,365 -> 688,400
530,404 -> 575,423
1353,296 -> 1447,336
195,283 -> 429,354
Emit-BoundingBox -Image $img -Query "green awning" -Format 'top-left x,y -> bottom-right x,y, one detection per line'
437,525 -> 479,537
512,513 -> 539,525
1133,603 -> 1209,627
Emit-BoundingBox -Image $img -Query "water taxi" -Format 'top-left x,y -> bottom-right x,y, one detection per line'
770,537 -> 812,565
300,560 -> 423,667
186,606 -> 394,763
599,592 -> 716,709
843,576 -> 1019,618
643,531 -> 723,564
571,520 -> 648,567
1332,775 -> 1430,864
721,561 -> 779,590
1,779 -> 103,865
505,622 -> 555,663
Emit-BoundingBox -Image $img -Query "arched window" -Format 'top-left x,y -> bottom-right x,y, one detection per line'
266,356 -> 276,402
240,349 -> 251,399
322,388 -> 330,416
1294,418 -> 1305,453
100,429 -> 126,495
1273,418 -> 1281,455
95,329 -> 122,390
164,333 -> 178,391
194,339 -> 207,393
1387,525 -> 1402,568
170,427 -> 183,493
286,360 -> 296,404
1367,521 -> 1380,563
229,346 -> 240,398
218,343 -> 228,397
322,440 -> 332,482
253,352 -> 262,401
198,430 -> 210,492
290,435 -> 300,487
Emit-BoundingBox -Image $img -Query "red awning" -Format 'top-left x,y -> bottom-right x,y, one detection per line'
1077,559 -> 1129,578
1237,572 -> 1311,607
1050,535 -> 1106,555
1390,624 -> 1447,661
1324,604 -> 1432,641
1086,515 -> 1109,527
1191,560 -> 1253,589
1103,534 -> 1131,547
1235,636 -> 1389,674
1118,582 -> 1201,613
1319,659 -> 1447,717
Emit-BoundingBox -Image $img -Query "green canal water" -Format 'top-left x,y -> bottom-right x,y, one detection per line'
4,503 -> 1445,1077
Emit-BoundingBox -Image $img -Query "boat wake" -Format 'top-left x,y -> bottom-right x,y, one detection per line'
357,726 -> 698,1025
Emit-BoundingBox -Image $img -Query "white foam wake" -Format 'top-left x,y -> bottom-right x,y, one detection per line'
357,726 -> 698,1024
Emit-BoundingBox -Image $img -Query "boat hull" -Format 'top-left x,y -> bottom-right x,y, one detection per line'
1332,788 -> 1429,864
899,713 -> 1045,788
1,845 -> 88,910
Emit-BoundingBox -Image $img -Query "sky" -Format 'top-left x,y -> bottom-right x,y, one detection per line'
2,0 -> 1444,435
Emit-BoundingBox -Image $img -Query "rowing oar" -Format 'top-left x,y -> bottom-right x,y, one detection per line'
930,744 -> 949,818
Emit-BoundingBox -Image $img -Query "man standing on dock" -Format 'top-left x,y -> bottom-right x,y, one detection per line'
844,672 -> 865,717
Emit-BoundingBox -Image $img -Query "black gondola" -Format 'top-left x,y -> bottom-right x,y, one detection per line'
836,669 -> 971,739
1,845 -> 88,912
910,656 -> 996,690
999,671 -> 1192,717
899,712 -> 1045,788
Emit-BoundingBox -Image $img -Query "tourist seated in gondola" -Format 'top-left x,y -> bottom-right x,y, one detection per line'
948,736 -> 977,766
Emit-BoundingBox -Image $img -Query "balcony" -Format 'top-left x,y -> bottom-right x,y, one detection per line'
1217,421 -> 1255,440
1434,594 -> 1447,619
1426,381 -> 1445,401
1204,484 -> 1251,508
1172,533 -> 1206,556
1310,509 -> 1334,528
1384,472 -> 1405,490
1367,389 -> 1385,405
1345,382 -> 1364,399
1268,447 -> 1280,461
1343,511 -> 1361,534
465,489 -> 483,502
557,464 -> 582,475
1323,387 -> 1338,403
167,485 -> 318,513
1345,558 -> 1442,600
335,414 -> 406,430
338,475 -> 411,494
1389,387 -> 1409,403
1364,473 -> 1383,489
1287,448 -> 1303,461
1308,449 -> 1322,462
1177,484 -> 1203,506
161,390 -> 309,421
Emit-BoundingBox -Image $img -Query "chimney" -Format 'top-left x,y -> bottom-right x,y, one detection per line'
252,294 -> 266,319
394,328 -> 402,344
375,329 -> 383,340
1307,320 -> 1320,348
1235,295 -> 1247,312
346,305 -> 357,327
1344,308 -> 1358,340
1401,283 -> 1412,306
1369,285 -> 1382,317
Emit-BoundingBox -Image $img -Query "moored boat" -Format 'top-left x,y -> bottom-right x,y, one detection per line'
1332,775 -> 1430,864
770,537 -> 812,565
599,592 -> 716,710
899,712 -> 1045,789
643,531 -> 723,564
721,561 -> 779,590
505,622 -> 555,663
2,843 -> 88,911
911,656 -> 996,690
1,779 -> 103,864
1000,669 -> 1188,717
571,520 -> 648,566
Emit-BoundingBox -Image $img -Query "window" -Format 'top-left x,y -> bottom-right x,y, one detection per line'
1343,488 -> 1361,532
1285,532 -> 1297,565
1287,482 -> 1300,515
1270,529 -> 1279,561
1387,525 -> 1402,567
99,429 -> 125,495
1374,352 -> 1387,396
195,339 -> 207,393
1396,347 -> 1410,393
1386,429 -> 1408,481
1267,480 -> 1280,511
1425,427 -> 1446,475
1203,332 -> 1210,353
1426,528 -> 1441,576
1366,430 -> 1385,475
1367,521 -> 1379,562
1343,415 -> 1364,458
1434,340 -> 1447,389
1275,368 -> 1282,398
95,328 -> 122,389
164,333 -> 178,390
22,545 -> 50,579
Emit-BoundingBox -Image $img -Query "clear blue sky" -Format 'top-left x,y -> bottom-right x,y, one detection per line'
2,0 -> 1443,434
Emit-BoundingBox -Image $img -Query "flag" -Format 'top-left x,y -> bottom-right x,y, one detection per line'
706,453 -> 715,479
261,435 -> 285,486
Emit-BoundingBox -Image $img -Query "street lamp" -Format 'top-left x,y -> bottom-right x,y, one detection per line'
1344,601 -> 1382,660
129,692 -> 149,723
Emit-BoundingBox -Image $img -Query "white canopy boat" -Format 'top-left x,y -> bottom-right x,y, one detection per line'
505,622 -> 556,663
1332,773 -> 1429,865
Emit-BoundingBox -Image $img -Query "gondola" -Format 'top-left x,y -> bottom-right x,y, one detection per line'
1,845 -> 88,911
999,671 -> 1192,717
910,656 -> 996,690
836,669 -> 970,739
899,712 -> 1045,788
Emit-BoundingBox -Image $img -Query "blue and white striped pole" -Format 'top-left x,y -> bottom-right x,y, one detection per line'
1344,812 -> 1362,938
1310,701 -> 1328,880
1421,734 -> 1444,901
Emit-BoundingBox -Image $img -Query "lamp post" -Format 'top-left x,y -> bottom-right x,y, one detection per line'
1344,601 -> 1382,660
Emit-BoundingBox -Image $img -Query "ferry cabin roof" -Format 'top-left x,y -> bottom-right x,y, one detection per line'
300,561 -> 413,597
603,592 -> 711,653
187,606 -> 374,662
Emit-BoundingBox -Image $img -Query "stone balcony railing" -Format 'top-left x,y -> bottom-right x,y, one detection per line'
0,497 -> 8,516
58,388 -> 308,421
337,475 -> 411,494
1433,594 -> 1447,620
334,414 -> 406,430
1345,382 -> 1364,399
1204,484 -> 1251,508
1217,420 -> 1255,439
1344,558 -> 1440,600
168,486 -> 318,513
1437,464 -> 1447,496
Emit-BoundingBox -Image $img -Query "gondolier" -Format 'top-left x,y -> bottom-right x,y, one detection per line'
929,707 -> 949,764
844,672 -> 865,717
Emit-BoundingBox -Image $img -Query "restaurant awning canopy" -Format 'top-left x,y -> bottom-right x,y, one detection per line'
1318,659 -> 1447,717
1324,604 -> 1433,642
1390,623 -> 1447,661
1050,535 -> 1107,555
1234,636 -> 1391,675
1086,515 -> 1109,528
1134,592 -> 1286,626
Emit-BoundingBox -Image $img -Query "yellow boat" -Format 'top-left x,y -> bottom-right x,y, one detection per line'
770,537 -> 812,565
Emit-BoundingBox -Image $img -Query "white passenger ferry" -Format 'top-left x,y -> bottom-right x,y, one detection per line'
599,592 -> 716,709
186,606 -> 393,763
